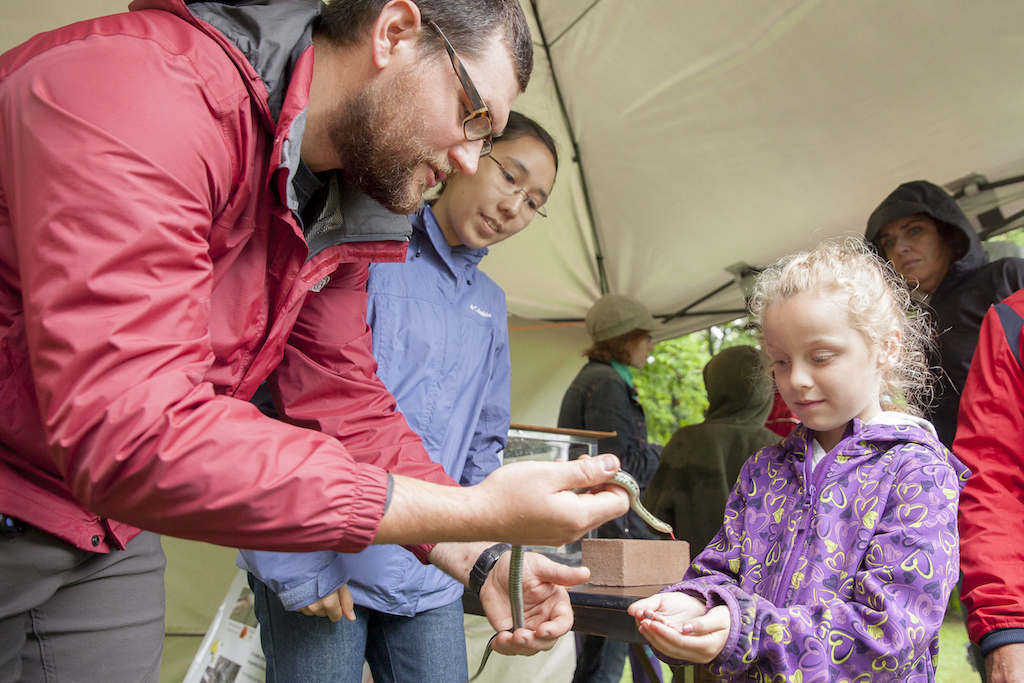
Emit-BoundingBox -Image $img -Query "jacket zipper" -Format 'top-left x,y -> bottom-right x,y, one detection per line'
233,243 -> 341,394
772,433 -> 820,605
773,433 -> 848,605
773,484 -> 815,605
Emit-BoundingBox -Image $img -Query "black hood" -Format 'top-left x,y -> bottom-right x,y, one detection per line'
865,180 -> 988,293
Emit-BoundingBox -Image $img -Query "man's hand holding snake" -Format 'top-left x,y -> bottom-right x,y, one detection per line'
377,454 -> 630,547
467,453 -> 632,546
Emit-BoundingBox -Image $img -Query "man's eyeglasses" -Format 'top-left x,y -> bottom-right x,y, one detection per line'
428,21 -> 493,157
485,154 -> 547,217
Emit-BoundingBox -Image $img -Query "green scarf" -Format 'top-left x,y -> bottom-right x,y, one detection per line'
610,360 -> 634,387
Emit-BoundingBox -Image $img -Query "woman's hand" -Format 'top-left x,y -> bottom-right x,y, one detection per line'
479,551 -> 590,655
298,584 -> 356,622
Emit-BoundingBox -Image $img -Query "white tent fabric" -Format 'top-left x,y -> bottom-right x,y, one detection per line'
6,1 -> 1024,679
500,1 -> 1024,336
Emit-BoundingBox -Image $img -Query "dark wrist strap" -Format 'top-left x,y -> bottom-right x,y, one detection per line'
468,543 -> 512,595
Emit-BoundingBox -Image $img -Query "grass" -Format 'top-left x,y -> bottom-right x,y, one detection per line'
936,613 -> 982,682
619,612 -> 982,682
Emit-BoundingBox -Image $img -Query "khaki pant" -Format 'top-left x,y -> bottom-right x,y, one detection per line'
0,526 -> 165,683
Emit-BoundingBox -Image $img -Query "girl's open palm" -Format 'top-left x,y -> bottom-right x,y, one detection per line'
628,593 -> 731,664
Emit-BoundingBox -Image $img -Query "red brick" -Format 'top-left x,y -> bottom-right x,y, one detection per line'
582,538 -> 691,587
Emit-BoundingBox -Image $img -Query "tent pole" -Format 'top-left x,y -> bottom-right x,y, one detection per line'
528,0 -> 610,295
661,280 -> 735,323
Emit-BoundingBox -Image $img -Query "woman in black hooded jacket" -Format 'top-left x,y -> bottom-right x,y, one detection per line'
866,179 -> 1024,448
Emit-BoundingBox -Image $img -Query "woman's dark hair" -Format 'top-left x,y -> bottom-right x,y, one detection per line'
431,111 -> 557,201
314,0 -> 533,92
494,111 -> 558,171
584,329 -> 649,364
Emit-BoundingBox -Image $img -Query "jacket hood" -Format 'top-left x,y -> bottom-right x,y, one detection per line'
781,414 -> 971,484
860,415 -> 971,483
704,345 -> 773,425
129,0 -> 411,250
865,180 -> 988,292
188,0 -> 318,122
130,0 -> 320,124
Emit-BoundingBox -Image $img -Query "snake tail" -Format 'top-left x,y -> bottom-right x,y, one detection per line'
465,470 -> 675,682
466,632 -> 498,683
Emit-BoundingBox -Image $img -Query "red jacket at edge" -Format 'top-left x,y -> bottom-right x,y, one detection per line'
954,289 -> 1024,645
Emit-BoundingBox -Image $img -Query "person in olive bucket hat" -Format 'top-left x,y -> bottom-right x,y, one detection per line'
559,294 -> 665,683
584,293 -> 662,342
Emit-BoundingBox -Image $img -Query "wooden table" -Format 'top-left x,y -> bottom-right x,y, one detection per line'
565,582 -> 664,643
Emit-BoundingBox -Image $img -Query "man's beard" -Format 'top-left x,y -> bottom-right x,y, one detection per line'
328,69 -> 450,214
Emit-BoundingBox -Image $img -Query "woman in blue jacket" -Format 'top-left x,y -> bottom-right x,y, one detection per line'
240,112 -> 558,683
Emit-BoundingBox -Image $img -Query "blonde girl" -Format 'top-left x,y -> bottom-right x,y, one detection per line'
629,240 -> 969,682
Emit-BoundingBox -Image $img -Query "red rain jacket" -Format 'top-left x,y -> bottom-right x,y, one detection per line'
0,0 -> 453,558
955,289 -> 1024,645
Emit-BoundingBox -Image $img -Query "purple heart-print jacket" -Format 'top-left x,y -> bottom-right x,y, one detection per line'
659,414 -> 970,682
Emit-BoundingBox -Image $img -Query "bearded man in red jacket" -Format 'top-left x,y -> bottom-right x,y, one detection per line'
0,1 -> 629,680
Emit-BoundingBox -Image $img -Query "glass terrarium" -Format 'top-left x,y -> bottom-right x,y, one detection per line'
500,424 -> 615,565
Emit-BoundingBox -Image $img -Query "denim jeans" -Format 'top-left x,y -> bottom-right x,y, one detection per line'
250,575 -> 468,683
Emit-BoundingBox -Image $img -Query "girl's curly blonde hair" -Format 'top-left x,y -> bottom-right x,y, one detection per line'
747,239 -> 934,416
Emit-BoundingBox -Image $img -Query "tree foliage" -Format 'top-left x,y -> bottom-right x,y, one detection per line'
989,228 -> 1024,250
634,318 -> 759,445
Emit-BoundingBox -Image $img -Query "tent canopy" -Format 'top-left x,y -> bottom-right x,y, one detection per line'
491,1 -> 1024,425
492,0 -> 1024,339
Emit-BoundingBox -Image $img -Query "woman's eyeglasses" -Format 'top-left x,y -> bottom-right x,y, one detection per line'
485,154 -> 547,217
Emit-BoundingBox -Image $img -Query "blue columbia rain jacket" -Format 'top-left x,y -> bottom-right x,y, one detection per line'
239,205 -> 511,613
